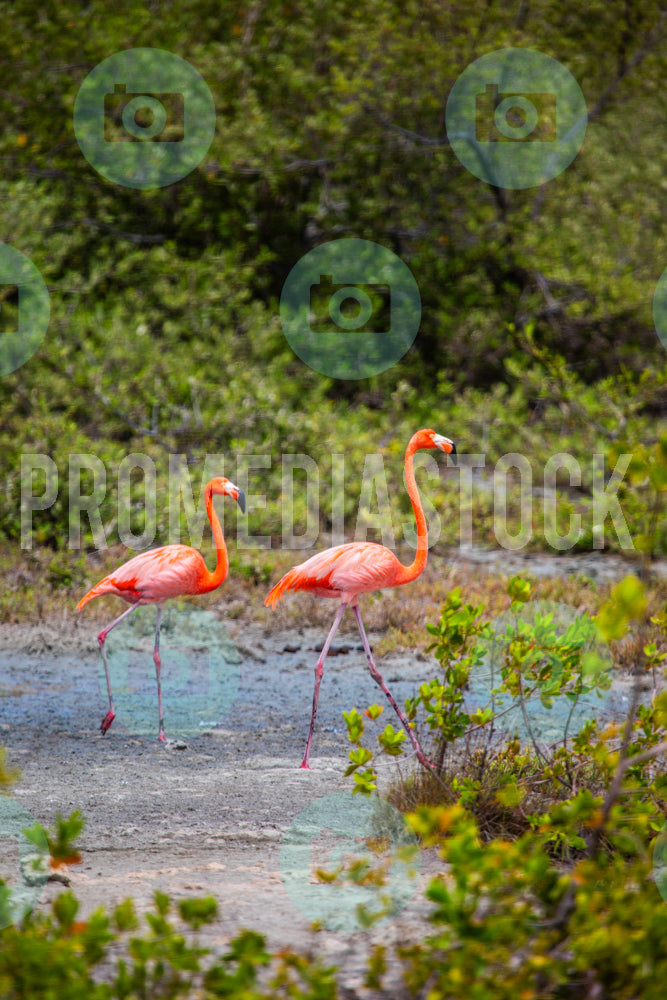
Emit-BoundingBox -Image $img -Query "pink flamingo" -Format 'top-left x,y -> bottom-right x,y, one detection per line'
76,477 -> 245,742
265,429 -> 456,769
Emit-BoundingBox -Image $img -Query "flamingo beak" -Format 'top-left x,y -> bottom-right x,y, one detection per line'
221,480 -> 246,512
433,434 -> 457,465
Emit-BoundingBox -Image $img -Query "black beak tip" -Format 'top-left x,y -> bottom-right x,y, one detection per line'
450,443 -> 457,466
236,489 -> 246,514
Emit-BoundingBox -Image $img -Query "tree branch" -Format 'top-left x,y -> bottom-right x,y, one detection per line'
588,12 -> 667,120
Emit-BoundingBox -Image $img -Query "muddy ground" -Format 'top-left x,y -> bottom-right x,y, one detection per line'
0,548 -> 662,996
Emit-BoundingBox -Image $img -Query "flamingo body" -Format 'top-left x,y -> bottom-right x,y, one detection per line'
265,428 -> 456,769
76,544 -> 222,610
266,541 -> 407,606
76,476 -> 245,742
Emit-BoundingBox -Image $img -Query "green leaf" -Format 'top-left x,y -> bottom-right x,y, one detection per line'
53,890 -> 79,929
343,707 -> 365,742
596,575 -> 646,640
114,899 -> 138,932
495,781 -> 526,807
508,577 -> 531,603
154,889 -> 170,916
654,691 -> 667,730
179,896 -> 218,929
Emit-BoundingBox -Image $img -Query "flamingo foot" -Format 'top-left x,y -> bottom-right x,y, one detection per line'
299,760 -> 312,770
158,728 -> 167,743
100,710 -> 115,735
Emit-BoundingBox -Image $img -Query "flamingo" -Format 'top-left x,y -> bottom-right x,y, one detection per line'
265,428 -> 456,769
76,477 -> 245,742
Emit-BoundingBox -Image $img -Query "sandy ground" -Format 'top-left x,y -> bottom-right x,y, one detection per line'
0,547 -> 663,995
0,608 -> 445,995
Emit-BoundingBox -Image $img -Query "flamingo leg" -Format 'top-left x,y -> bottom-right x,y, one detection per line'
352,604 -> 433,769
153,604 -> 167,743
301,602 -> 347,769
97,603 -> 140,735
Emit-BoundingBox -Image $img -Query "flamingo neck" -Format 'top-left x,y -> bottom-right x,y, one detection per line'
204,485 -> 229,590
398,435 -> 430,585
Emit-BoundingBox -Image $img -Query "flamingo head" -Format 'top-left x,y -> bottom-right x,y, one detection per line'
416,428 -> 457,465
208,477 -> 246,512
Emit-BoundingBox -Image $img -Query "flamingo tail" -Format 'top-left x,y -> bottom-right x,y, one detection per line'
264,567 -> 305,608
76,578 -> 137,612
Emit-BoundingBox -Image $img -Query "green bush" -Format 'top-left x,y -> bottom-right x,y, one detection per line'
340,571 -> 667,995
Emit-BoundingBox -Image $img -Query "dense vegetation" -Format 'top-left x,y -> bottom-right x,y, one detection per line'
0,0 -> 666,562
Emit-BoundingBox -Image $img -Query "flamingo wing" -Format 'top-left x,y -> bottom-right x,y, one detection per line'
265,542 -> 402,607
76,545 -> 209,610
